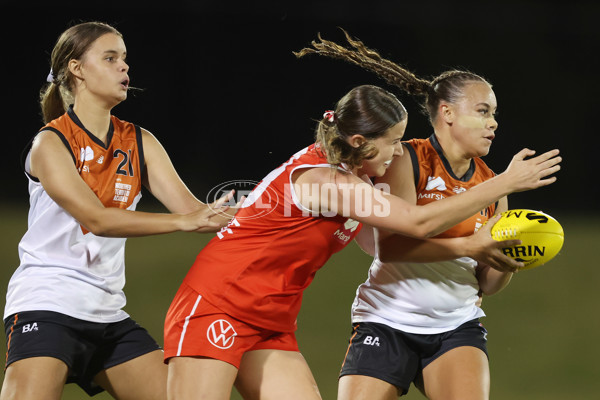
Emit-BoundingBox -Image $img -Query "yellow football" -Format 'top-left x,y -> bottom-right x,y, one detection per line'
490,209 -> 564,270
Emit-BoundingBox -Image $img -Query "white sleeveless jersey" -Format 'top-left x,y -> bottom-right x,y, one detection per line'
351,135 -> 497,334
351,257 -> 484,334
4,108 -> 144,323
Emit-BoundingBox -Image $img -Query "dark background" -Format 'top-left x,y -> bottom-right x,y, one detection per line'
0,2 -> 598,399
1,0 -> 598,215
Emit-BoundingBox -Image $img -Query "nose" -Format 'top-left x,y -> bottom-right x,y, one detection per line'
488,116 -> 498,131
394,142 -> 404,157
120,59 -> 129,72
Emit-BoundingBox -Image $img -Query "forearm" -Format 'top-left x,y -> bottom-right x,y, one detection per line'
81,207 -> 187,237
378,235 -> 470,263
476,265 -> 513,295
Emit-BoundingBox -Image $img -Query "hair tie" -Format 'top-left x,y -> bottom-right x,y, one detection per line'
323,110 -> 335,123
46,69 -> 55,84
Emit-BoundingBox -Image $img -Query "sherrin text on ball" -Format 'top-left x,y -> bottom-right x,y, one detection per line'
490,209 -> 564,270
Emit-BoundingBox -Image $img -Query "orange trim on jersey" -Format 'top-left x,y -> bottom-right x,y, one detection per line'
5,313 -> 18,368
340,323 -> 360,371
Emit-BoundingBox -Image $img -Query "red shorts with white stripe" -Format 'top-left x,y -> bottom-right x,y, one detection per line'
163,282 -> 299,369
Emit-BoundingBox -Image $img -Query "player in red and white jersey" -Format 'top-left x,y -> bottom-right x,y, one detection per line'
180,143 -> 363,333
164,34 -> 561,398
1,22 -> 233,400
303,32 -> 540,400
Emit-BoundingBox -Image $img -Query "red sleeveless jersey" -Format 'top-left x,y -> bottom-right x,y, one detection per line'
183,144 -> 362,332
404,135 -> 497,238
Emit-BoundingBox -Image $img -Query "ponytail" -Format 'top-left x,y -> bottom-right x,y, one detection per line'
295,29 -> 489,123
40,82 -> 68,124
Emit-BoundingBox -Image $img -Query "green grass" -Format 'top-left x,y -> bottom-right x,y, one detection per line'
0,205 -> 597,399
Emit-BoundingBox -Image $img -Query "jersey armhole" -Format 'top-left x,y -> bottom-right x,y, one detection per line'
288,163 -> 339,213
403,142 -> 420,188
21,127 -> 75,182
134,125 -> 146,178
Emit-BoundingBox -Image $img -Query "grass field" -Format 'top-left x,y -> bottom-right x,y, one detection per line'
0,205 -> 597,399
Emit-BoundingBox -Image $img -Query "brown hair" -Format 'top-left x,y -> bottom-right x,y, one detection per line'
295,29 -> 489,124
40,21 -> 122,124
313,85 -> 406,168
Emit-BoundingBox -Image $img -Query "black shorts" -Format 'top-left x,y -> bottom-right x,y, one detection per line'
4,310 -> 161,396
339,319 -> 488,395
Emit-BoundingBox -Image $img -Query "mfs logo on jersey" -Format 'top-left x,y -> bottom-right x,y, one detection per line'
333,219 -> 359,244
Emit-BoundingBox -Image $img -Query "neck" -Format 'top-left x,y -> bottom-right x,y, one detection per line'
433,131 -> 472,178
72,97 -> 113,143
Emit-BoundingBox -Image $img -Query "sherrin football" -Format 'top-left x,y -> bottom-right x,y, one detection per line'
490,209 -> 564,270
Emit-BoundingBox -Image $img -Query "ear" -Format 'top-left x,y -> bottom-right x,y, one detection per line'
347,134 -> 367,148
439,103 -> 454,124
68,59 -> 83,81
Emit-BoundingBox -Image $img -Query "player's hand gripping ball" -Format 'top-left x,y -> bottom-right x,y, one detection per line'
490,209 -> 564,270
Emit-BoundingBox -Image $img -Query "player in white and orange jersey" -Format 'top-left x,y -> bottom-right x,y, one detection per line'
299,31 -> 538,400
164,34 -> 561,398
1,22 -> 233,400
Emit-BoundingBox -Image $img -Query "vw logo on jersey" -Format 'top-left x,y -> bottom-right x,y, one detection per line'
206,319 -> 237,349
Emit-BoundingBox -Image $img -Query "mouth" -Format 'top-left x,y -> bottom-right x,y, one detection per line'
484,133 -> 495,142
383,160 -> 393,168
120,78 -> 130,90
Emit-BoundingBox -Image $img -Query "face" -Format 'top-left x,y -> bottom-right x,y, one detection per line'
357,118 -> 407,178
448,81 -> 498,157
71,33 -> 130,106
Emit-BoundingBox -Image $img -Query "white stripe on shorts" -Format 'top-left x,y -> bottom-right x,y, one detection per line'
177,294 -> 202,356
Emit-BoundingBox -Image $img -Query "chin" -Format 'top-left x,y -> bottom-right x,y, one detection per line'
373,167 -> 387,178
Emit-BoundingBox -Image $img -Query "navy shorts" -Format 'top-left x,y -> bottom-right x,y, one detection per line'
339,319 -> 488,395
4,310 -> 161,396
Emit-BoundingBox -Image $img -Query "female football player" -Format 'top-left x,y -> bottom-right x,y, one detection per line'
163,34 -> 561,399
1,21 -> 234,400
297,30 -> 540,400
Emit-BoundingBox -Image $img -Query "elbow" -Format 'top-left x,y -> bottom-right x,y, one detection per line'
410,223 -> 437,239
408,212 -> 440,238
79,216 -> 112,237
479,286 -> 503,296
479,285 -> 496,296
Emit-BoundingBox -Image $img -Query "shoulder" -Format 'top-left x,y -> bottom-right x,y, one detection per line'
404,137 -> 436,158
110,114 -> 135,129
294,165 -> 361,187
32,128 -> 71,152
